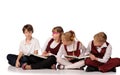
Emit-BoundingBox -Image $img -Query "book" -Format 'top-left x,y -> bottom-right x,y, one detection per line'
64,55 -> 89,60
31,54 -> 48,59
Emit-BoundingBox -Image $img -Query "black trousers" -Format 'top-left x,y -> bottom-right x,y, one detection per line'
29,55 -> 57,69
7,54 -> 56,69
7,54 -> 29,67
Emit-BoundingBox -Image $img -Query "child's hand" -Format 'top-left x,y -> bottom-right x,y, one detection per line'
89,54 -> 97,61
42,53 -> 49,57
66,57 -> 74,61
15,60 -> 20,68
42,51 -> 50,57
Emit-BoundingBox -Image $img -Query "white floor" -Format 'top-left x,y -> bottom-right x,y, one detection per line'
5,66 -> 117,75
1,63 -> 119,75
1,50 -> 120,75
1,51 -> 120,75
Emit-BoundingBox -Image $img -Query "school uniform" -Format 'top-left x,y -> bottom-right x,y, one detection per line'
85,41 -> 120,72
29,38 -> 62,69
57,41 -> 86,69
43,38 -> 62,55
7,37 -> 40,67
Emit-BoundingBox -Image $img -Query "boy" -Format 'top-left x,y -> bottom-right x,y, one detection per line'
7,24 -> 40,68
85,32 -> 120,72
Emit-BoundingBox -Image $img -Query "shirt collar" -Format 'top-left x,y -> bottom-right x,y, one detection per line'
23,37 -> 33,45
98,42 -> 107,48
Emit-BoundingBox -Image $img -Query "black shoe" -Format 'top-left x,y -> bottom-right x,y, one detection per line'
86,66 -> 99,72
57,64 -> 65,70
66,67 -> 84,70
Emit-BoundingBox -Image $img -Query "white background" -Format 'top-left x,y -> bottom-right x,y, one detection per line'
0,0 -> 120,75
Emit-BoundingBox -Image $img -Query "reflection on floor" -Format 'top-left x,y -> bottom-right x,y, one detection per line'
7,66 -> 116,75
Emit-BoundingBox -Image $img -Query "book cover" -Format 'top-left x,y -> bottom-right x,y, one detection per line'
64,55 -> 89,60
31,54 -> 48,59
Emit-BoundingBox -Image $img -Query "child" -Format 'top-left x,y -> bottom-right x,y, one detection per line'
56,30 -> 87,69
85,32 -> 120,72
7,24 -> 40,68
42,26 -> 64,56
22,26 -> 64,70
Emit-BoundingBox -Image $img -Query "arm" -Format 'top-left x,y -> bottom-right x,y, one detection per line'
57,44 -> 67,57
34,39 -> 40,54
41,50 -> 50,56
86,41 -> 97,60
97,44 -> 112,63
79,43 -> 87,57
85,42 -> 92,56
41,38 -> 51,53
16,51 -> 23,68
16,41 -> 24,68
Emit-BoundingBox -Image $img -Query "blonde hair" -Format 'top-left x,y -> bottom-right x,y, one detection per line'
62,30 -> 75,41
94,32 -> 107,42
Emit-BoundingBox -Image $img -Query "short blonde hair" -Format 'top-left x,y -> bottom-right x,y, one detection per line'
62,30 -> 75,41
94,32 -> 107,42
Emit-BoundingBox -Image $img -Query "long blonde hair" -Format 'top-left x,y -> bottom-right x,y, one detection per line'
62,30 -> 76,41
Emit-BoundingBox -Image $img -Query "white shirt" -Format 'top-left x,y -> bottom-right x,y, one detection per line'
57,41 -> 86,57
41,37 -> 60,52
86,41 -> 112,63
19,37 -> 40,56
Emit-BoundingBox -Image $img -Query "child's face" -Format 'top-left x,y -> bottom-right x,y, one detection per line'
93,40 -> 104,47
52,31 -> 60,40
24,29 -> 32,38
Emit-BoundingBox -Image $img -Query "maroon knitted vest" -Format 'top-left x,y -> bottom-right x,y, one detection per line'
46,38 -> 62,55
64,41 -> 80,57
91,41 -> 109,58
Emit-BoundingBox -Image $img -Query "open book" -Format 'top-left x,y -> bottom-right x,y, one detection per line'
31,54 -> 48,59
64,55 -> 89,60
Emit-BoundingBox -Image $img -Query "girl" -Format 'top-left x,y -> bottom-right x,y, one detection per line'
22,26 -> 64,70
56,30 -> 87,69
42,26 -> 64,56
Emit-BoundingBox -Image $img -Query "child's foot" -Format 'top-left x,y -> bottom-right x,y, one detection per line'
57,64 -> 65,70
51,64 -> 56,69
22,63 -> 31,70
66,68 -> 83,70
22,63 -> 27,70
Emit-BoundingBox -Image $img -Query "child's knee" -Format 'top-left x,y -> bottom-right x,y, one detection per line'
47,55 -> 56,63
48,55 -> 56,60
7,54 -> 12,60
99,67 -> 106,72
113,58 -> 120,65
85,58 -> 92,65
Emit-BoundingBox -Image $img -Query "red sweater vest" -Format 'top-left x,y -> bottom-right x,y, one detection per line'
46,38 -> 62,55
64,41 -> 80,57
91,41 -> 109,58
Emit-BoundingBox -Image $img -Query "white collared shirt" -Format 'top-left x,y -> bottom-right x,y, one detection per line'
57,41 -> 86,57
86,41 -> 112,63
19,37 -> 40,56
